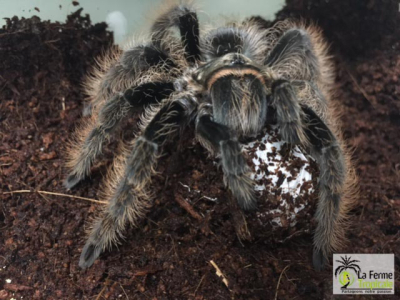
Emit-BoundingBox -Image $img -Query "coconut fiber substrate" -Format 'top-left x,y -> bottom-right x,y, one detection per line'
1,1 -> 400,299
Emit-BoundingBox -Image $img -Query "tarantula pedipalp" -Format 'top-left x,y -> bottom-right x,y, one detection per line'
64,3 -> 355,270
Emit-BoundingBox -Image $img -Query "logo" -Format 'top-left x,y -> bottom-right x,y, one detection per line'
333,254 -> 394,295
335,255 -> 360,289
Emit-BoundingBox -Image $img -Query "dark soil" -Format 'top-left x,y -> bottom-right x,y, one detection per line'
1,3 -> 399,300
276,0 -> 400,58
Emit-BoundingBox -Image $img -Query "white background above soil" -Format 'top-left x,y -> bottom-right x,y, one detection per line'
0,0 -> 284,43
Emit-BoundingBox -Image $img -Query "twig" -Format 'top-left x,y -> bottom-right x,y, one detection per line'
210,260 -> 229,289
44,39 -> 60,44
117,282 -> 129,300
132,266 -> 162,277
95,282 -> 108,300
346,69 -> 375,105
174,194 -> 203,221
274,265 -> 291,300
61,97 -> 66,111
37,190 -> 51,203
179,182 -> 191,192
277,229 -> 309,243
103,281 -> 118,300
3,190 -> 107,204
194,274 -> 206,295
0,29 -> 28,37
4,283 -> 33,291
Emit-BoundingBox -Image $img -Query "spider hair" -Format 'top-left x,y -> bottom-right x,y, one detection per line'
64,2 -> 357,271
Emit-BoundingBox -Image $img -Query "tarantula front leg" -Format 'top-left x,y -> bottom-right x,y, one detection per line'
65,95 -> 130,189
79,93 -> 197,269
195,104 -> 256,210
65,80 -> 175,190
151,4 -> 200,62
301,106 -> 346,271
271,79 -> 309,146
84,40 -> 178,117
265,27 -> 319,81
271,80 -> 345,270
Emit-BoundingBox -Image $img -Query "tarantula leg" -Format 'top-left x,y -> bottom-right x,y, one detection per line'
301,106 -> 346,271
151,4 -> 200,62
65,81 -> 175,190
271,79 -> 309,146
177,10 -> 200,62
84,42 -> 177,116
122,81 -> 174,107
265,28 -> 319,80
67,40 -> 179,188
195,105 -> 256,210
290,80 -> 328,114
65,96 -> 130,190
79,94 -> 197,269
271,79 -> 345,270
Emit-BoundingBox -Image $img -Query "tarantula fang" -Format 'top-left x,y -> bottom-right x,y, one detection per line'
64,3 -> 355,271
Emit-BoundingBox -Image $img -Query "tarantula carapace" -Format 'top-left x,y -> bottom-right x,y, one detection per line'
65,3 -> 355,270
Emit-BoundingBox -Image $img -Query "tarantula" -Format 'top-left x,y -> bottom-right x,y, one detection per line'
65,3 -> 355,270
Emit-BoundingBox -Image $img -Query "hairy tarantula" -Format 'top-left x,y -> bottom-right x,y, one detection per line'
65,3 -> 356,270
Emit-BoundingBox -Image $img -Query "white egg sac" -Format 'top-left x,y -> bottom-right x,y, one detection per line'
243,125 -> 317,228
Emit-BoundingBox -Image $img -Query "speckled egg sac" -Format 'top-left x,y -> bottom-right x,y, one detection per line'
242,125 -> 318,234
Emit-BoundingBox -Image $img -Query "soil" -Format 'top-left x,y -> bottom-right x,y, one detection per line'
1,2 -> 399,300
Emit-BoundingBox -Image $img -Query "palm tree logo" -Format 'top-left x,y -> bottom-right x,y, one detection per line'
334,256 -> 361,289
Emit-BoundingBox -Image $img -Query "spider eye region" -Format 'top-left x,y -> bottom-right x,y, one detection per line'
229,55 -> 246,66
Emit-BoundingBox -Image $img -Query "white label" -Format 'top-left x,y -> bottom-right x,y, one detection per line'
333,254 -> 395,295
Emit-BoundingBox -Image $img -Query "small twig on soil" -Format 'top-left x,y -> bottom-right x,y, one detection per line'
174,194 -> 203,221
346,69 -> 375,105
359,205 -> 365,221
0,163 -> 12,167
4,283 -> 33,291
210,260 -> 230,289
277,229 -> 309,243
61,97 -> 66,111
3,190 -> 107,204
104,281 -> 118,299
0,29 -> 28,37
37,191 -> 51,203
117,282 -> 129,300
132,266 -> 163,278
194,274 -> 206,295
44,39 -> 60,44
274,265 -> 291,300
95,283 -> 108,300
166,234 -> 178,258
